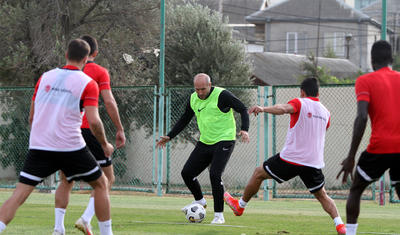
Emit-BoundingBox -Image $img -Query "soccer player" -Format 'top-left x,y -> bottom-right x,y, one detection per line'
224,77 -> 346,234
156,73 -> 250,224
53,35 -> 125,235
337,40 -> 400,235
0,39 -> 114,235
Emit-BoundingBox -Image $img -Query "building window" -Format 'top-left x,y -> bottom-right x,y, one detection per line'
286,32 -> 297,54
324,32 -> 345,57
356,0 -> 379,9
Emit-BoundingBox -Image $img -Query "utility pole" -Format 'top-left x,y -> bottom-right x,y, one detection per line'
345,33 -> 353,59
218,0 -> 223,13
315,0 -> 322,69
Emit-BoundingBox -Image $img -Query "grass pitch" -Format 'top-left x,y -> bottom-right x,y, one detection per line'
0,191 -> 399,234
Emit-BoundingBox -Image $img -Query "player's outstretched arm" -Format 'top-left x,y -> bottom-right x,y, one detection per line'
101,89 -> 126,148
337,101 -> 369,184
249,104 -> 294,116
86,105 -> 114,157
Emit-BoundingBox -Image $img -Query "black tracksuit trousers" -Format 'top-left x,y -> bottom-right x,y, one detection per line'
181,140 -> 235,212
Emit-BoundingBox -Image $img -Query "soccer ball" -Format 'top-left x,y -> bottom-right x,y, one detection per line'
183,203 -> 206,223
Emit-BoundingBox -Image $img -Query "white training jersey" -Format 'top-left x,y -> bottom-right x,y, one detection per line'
280,98 -> 330,169
29,68 -> 92,151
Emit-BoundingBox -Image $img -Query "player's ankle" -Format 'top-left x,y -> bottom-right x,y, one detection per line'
238,197 -> 247,208
0,221 -> 6,233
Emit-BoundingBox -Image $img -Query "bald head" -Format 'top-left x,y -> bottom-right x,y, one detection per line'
194,73 -> 211,84
194,73 -> 212,100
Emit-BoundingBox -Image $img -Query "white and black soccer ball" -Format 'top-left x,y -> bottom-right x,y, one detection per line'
183,203 -> 206,223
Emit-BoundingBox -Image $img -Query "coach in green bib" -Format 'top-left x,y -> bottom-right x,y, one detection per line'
157,73 -> 249,224
190,86 -> 236,145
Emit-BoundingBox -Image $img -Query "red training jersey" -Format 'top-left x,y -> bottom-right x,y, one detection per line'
81,62 -> 111,129
355,67 -> 400,153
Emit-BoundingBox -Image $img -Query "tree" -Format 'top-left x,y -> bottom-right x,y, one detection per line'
0,0 -> 160,86
323,45 -> 337,58
163,1 -> 252,86
0,0 -> 160,179
299,53 -> 357,84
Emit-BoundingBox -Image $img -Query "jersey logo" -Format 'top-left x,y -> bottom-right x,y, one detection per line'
307,112 -> 312,118
45,85 -> 51,92
198,107 -> 205,112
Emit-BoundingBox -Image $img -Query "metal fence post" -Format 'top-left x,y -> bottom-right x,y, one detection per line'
152,85 -> 158,190
272,86 -> 277,198
165,88 -> 171,193
256,86 -> 261,198
263,86 -> 269,201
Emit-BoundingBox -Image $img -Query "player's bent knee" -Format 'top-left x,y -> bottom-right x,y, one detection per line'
312,188 -> 328,200
254,166 -> 268,180
90,174 -> 108,190
103,170 -> 115,187
108,174 -> 115,187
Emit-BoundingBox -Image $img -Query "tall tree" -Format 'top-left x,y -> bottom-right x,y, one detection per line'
164,1 -> 252,86
0,0 -> 160,179
0,0 -> 160,86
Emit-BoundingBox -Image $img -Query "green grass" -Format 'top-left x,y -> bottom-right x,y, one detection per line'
0,191 -> 399,234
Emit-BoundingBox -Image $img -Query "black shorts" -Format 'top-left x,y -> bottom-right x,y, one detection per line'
82,128 -> 111,167
356,151 -> 400,186
263,153 -> 325,193
19,147 -> 102,186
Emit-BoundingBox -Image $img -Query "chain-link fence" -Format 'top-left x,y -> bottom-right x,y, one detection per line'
1,85 -> 398,202
0,87 -> 33,188
0,86 -> 157,193
164,86 -> 262,196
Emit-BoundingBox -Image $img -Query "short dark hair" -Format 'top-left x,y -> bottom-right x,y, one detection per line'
81,35 -> 98,56
300,77 -> 319,97
371,40 -> 393,66
67,39 -> 90,62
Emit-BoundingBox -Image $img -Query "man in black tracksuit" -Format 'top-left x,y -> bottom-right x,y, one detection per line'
157,73 -> 249,224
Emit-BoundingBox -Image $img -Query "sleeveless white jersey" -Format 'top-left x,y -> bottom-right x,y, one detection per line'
280,98 -> 330,169
29,68 -> 92,151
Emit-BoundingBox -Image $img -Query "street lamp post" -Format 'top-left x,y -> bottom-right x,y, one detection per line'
345,33 -> 352,59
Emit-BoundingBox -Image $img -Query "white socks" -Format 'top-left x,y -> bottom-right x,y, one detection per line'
81,197 -> 95,224
0,221 -> 6,233
54,208 -> 66,234
239,197 -> 247,208
333,216 -> 344,226
195,198 -> 207,206
98,219 -> 113,235
346,223 -> 358,235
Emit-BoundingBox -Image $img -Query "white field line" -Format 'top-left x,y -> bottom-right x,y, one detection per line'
128,220 -> 252,228
359,232 -> 400,235
125,221 -> 400,234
